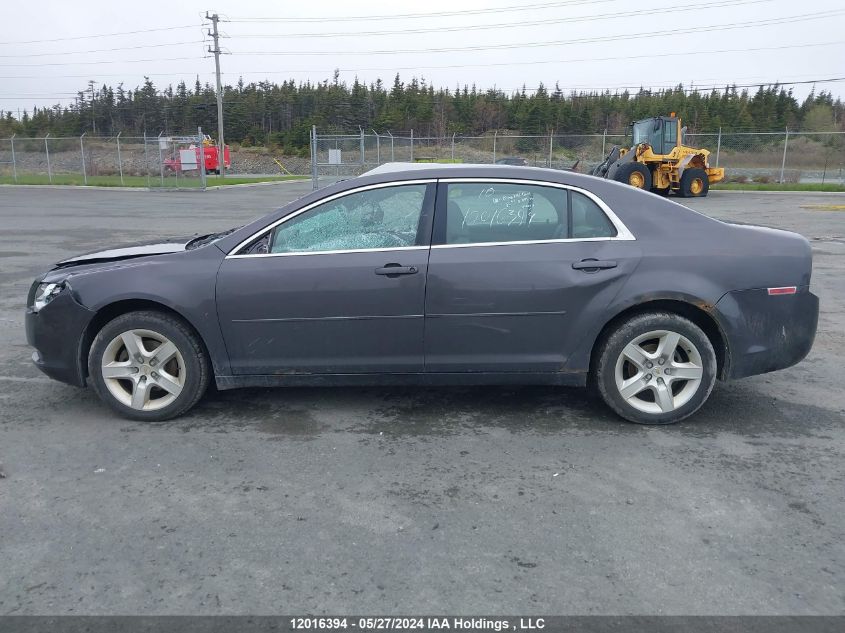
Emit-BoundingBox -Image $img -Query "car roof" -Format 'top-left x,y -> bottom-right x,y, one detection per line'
348,163 -> 614,194
356,162 -> 588,182
362,162 -> 509,176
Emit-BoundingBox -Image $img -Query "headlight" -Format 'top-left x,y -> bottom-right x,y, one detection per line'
32,282 -> 64,312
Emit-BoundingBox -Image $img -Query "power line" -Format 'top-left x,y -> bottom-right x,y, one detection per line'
231,9 -> 844,56
216,40 -> 845,75
0,24 -> 204,45
230,0 -> 772,39
0,40 -> 206,58
505,77 -> 845,94
0,72 -> 215,79
1,39 -> 838,78
227,0 -> 626,23
0,56 -> 207,68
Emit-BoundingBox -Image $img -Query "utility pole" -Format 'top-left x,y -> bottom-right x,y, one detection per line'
206,12 -> 226,178
88,79 -> 96,134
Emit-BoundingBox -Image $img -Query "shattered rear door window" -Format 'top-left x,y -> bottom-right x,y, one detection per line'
444,182 -> 567,245
271,184 -> 428,254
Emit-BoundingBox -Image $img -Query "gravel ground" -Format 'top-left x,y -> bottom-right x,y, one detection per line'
0,185 -> 843,615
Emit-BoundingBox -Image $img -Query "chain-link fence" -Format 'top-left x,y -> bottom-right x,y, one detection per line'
310,127 -> 845,190
0,129 -> 230,190
4,128 -> 843,191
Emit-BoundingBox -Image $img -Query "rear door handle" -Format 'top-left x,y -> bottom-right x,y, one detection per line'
375,264 -> 419,276
572,259 -> 618,271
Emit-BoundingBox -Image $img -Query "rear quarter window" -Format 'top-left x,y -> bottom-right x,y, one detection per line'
570,191 -> 617,239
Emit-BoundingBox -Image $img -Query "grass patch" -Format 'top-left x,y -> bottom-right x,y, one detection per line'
205,175 -> 307,186
712,182 -> 845,192
0,174 -> 307,188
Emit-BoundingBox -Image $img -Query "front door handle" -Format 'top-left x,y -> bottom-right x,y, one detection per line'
375,263 -> 419,276
572,259 -> 618,271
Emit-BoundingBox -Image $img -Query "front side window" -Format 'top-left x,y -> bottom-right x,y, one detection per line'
441,182 -> 616,245
269,184 -> 428,254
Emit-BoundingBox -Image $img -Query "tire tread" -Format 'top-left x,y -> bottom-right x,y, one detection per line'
87,310 -> 209,421
594,311 -> 716,424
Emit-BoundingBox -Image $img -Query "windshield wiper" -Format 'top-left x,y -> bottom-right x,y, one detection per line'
186,227 -> 239,250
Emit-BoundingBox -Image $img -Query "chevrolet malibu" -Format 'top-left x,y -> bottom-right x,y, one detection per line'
26,165 -> 818,424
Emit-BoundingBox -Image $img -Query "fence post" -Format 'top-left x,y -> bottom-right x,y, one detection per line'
310,125 -> 318,191
493,130 -> 498,164
410,129 -> 414,162
44,133 -> 52,184
9,134 -> 16,184
715,127 -> 721,167
451,133 -> 456,161
372,129 -> 380,165
779,126 -> 789,183
602,129 -> 607,157
548,132 -> 553,168
80,132 -> 87,185
116,132 -> 124,186
157,132 -> 165,187
388,131 -> 394,162
198,126 -> 207,190
143,132 -> 150,189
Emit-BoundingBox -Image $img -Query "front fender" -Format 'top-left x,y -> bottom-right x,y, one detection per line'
67,246 -> 231,378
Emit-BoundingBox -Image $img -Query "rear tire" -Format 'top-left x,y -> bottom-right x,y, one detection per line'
615,163 -> 652,191
88,310 -> 209,421
594,312 -> 717,424
679,168 -> 709,197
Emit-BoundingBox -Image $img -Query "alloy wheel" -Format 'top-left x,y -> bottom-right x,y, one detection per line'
100,329 -> 185,411
614,329 -> 704,415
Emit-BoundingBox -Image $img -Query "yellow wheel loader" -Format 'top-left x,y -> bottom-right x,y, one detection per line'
590,115 -> 724,197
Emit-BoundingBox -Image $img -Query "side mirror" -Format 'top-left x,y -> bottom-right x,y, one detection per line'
653,119 -> 662,132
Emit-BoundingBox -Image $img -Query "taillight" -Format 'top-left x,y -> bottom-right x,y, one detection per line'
768,286 -> 797,296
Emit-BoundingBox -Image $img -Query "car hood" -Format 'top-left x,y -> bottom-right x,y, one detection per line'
55,237 -> 193,268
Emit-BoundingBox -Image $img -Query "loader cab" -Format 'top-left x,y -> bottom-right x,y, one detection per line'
631,116 -> 680,155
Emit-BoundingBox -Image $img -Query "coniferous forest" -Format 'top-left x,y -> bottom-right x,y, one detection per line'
2,73 -> 843,151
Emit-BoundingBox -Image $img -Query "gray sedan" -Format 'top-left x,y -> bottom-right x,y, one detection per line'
25,165 -> 818,424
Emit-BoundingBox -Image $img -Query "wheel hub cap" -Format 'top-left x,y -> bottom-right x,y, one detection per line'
614,330 -> 704,415
101,329 -> 185,411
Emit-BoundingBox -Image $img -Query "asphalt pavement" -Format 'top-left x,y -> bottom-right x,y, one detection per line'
0,184 -> 843,615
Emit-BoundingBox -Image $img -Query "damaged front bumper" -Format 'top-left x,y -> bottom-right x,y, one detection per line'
25,284 -> 95,387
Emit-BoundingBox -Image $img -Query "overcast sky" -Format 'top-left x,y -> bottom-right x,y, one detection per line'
2,0 -> 844,116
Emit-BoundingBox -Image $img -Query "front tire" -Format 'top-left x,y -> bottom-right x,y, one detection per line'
594,312 -> 717,424
679,168 -> 709,197
87,311 -> 209,421
615,163 -> 653,191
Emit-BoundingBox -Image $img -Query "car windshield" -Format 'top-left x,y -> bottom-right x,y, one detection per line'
632,120 -> 656,146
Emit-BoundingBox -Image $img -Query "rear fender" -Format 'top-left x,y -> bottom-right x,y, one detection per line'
563,284 -> 732,380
